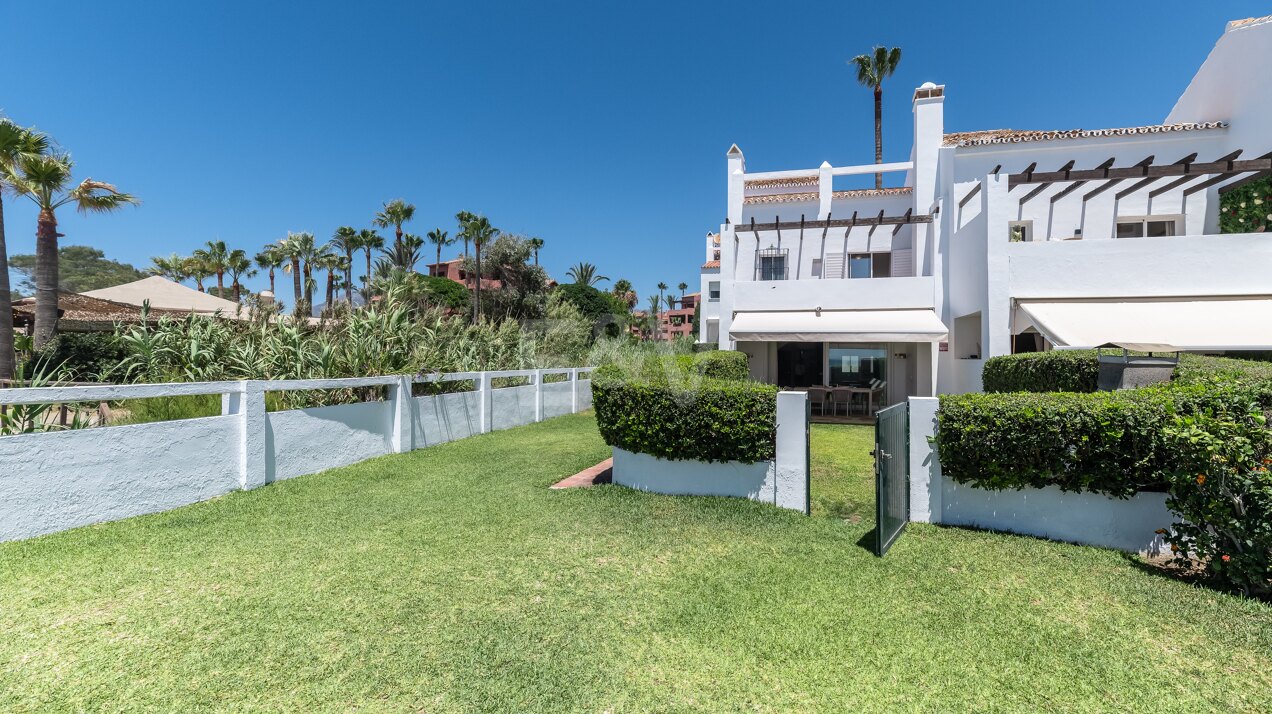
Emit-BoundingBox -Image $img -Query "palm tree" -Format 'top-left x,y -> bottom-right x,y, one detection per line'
357,229 -> 384,298
148,253 -> 188,283
279,233 -> 308,315
254,244 -> 285,296
611,278 -> 637,309
183,255 -> 212,293
566,262 -> 609,286
647,294 -> 662,340
529,237 -> 544,266
426,228 -> 452,274
678,282 -> 689,303
195,240 -> 231,296
316,250 -> 344,314
466,216 -> 498,320
373,199 -> 415,252
850,46 -> 902,189
656,281 -> 668,316
455,211 -> 476,258
4,152 -> 138,347
0,119 -> 49,379
383,233 -> 424,271
330,226 -> 359,306
226,249 -> 255,301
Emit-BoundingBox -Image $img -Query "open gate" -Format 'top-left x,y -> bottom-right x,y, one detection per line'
873,402 -> 909,556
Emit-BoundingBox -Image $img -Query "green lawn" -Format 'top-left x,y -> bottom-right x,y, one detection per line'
2,415 -> 1270,712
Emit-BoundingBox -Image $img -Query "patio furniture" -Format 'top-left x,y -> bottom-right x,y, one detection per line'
807,386 -> 829,416
829,388 -> 854,417
868,379 -> 886,415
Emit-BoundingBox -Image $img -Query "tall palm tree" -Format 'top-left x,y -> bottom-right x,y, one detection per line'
647,294 -> 662,340
148,253 -> 188,283
656,281 -> 668,316
226,249 -> 255,301
566,262 -> 609,286
426,228 -> 452,274
529,236 -> 544,266
466,216 -> 498,320
183,255 -> 212,293
850,46 -> 902,189
382,233 -> 424,271
455,211 -> 476,257
0,119 -> 49,379
254,244 -> 285,296
316,250 -> 344,314
611,278 -> 637,309
678,282 -> 689,302
357,229 -> 384,298
279,233 -> 307,315
195,239 -> 231,296
330,226 -> 359,306
4,152 -> 138,347
373,199 -> 415,253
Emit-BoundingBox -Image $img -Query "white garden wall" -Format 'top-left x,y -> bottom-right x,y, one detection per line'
907,396 -> 1174,554
610,391 -> 810,513
0,369 -> 592,542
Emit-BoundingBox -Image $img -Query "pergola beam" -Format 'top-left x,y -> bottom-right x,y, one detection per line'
1081,155 -> 1154,203
1007,150 -> 1263,187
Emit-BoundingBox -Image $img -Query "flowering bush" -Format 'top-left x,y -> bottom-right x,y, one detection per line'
1163,404 -> 1272,598
1219,176 -> 1272,233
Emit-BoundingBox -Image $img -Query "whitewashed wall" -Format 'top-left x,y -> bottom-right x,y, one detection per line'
610,391 -> 810,513
0,369 -> 593,542
907,397 -> 1173,554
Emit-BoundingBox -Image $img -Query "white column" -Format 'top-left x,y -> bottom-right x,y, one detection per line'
727,145 -> 746,225
478,372 -> 493,434
907,397 -> 942,523
226,381 -> 267,489
534,369 -> 545,422
818,161 -> 833,220
774,391 -> 810,514
570,369 -> 580,413
388,375 -> 413,453
983,174 -> 1014,357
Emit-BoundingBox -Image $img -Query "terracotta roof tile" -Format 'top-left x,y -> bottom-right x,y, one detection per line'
744,176 -> 818,189
832,187 -> 912,199
701,260 -> 720,269
743,191 -> 819,205
943,121 -> 1227,147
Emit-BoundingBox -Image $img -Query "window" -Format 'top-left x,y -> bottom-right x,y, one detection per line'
1116,216 -> 1180,239
708,281 -> 720,301
1008,220 -> 1033,243
828,345 -> 886,387
756,248 -> 788,281
847,252 -> 892,279
811,259 -> 822,278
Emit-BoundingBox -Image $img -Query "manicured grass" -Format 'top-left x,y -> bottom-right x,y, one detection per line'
2,414 -> 1270,712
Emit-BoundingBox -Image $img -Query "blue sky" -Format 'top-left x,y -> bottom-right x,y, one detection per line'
2,1 -> 1266,303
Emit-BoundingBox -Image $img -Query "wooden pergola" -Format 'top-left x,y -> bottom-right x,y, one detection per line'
1006,149 -> 1272,202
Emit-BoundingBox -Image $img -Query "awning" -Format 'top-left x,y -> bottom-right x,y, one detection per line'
1016,297 -> 1272,352
730,309 -> 948,342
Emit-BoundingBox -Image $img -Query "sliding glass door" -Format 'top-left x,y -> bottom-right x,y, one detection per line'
827,344 -> 887,388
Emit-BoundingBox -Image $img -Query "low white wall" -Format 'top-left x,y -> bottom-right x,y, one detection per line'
609,391 -> 809,513
0,416 -> 241,541
908,396 -> 1173,554
0,369 -> 593,542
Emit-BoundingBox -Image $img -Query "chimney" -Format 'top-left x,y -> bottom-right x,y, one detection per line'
727,144 -> 745,224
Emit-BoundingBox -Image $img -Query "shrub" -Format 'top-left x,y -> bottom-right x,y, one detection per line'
1162,405 -> 1272,598
688,350 -> 748,381
1218,175 -> 1271,233
1175,354 -> 1272,385
981,350 -> 1100,393
592,365 -> 777,463
27,332 -> 129,381
934,381 -> 1272,498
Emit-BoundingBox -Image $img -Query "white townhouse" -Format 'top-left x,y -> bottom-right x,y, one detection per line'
701,15 -> 1272,412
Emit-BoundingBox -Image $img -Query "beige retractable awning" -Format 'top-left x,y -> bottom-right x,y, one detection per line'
1016,297 -> 1272,352
730,309 -> 948,342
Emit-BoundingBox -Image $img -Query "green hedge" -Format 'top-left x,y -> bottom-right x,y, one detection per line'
983,351 -> 1272,393
591,352 -> 774,463
935,381 -> 1272,498
982,351 -> 1100,393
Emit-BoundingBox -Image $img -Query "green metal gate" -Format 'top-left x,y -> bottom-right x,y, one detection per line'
873,402 -> 909,556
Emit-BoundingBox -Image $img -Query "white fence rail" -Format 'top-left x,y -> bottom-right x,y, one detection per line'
0,368 -> 593,542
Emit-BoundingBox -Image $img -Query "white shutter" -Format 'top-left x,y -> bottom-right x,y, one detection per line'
891,249 -> 914,277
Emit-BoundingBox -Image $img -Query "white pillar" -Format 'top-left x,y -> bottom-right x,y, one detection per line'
774,391 -> 810,514
226,381 -> 267,489
907,396 -> 942,523
534,369 -> 545,422
727,145 -> 746,225
817,161 -> 833,220
478,372 -> 493,434
570,369 -> 580,413
911,83 -> 945,277
983,174 -> 1014,357
388,375 -> 413,453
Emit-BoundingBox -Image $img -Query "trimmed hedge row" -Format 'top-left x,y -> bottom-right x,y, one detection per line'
982,350 -> 1272,393
591,351 -> 775,463
981,351 -> 1100,393
935,381 -> 1272,498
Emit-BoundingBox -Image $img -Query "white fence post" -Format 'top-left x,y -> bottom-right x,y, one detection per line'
775,391 -> 810,514
570,368 -> 579,413
388,375 -> 413,453
226,380 -> 268,490
534,369 -> 545,422
478,371 -> 493,434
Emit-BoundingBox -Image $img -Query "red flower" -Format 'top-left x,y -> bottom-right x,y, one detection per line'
1221,554 -> 1231,562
